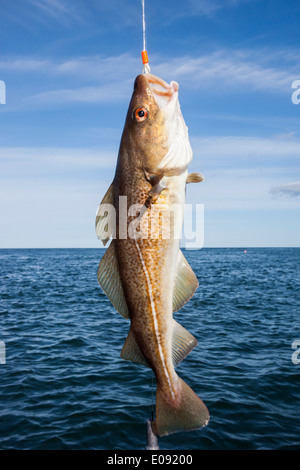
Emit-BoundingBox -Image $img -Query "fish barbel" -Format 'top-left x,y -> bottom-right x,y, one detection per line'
95,73 -> 209,436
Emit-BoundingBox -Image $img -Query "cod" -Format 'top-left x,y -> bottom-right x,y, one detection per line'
96,73 -> 209,436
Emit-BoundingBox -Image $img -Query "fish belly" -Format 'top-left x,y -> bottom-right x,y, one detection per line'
115,171 -> 186,393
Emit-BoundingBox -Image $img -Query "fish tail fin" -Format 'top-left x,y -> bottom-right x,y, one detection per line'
154,376 -> 209,437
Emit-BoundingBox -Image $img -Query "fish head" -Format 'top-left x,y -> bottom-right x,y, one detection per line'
123,73 -> 193,175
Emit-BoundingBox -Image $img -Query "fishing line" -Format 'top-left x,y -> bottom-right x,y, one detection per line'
141,0 -> 153,428
151,370 -> 154,421
142,0 -> 146,52
141,0 -> 151,74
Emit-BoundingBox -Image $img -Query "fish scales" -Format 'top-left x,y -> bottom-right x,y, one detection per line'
96,73 -> 209,436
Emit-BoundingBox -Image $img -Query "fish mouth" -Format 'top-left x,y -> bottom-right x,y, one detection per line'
145,73 -> 179,105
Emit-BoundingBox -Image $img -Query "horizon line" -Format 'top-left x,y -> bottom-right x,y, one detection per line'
0,246 -> 299,250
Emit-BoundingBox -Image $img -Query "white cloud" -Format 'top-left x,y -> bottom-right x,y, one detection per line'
0,146 -> 117,178
2,0 -> 140,32
0,146 -> 115,248
190,134 -> 300,169
155,50 -> 296,93
0,0 -> 87,31
0,178 -> 104,248
0,58 -> 51,72
0,138 -> 299,248
188,0 -> 222,15
187,0 -> 257,16
0,54 -> 139,78
28,0 -> 88,26
26,82 -> 132,105
1,47 -> 298,109
270,182 -> 300,198
185,134 -> 300,211
0,54 -> 139,107
29,0 -> 70,17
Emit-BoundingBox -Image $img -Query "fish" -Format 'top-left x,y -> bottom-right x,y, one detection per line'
95,72 -> 209,436
145,419 -> 160,450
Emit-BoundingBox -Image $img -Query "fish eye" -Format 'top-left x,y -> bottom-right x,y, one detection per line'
134,107 -> 148,122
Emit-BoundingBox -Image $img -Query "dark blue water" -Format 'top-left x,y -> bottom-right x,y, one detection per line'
0,248 -> 299,450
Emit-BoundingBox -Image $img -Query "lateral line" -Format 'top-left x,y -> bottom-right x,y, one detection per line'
134,239 -> 175,399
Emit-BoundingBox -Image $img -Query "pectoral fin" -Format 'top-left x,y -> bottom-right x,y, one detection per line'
172,249 -> 199,312
186,172 -> 204,183
148,178 -> 167,198
143,172 -> 168,206
97,240 -> 129,319
95,182 -> 115,246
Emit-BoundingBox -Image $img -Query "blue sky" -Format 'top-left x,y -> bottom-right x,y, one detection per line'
0,0 -> 300,248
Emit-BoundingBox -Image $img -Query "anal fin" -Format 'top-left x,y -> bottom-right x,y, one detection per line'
172,249 -> 199,313
121,327 -> 150,367
120,320 -> 197,369
172,320 -> 197,367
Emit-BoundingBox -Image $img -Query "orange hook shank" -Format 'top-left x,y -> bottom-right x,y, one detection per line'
141,50 -> 149,65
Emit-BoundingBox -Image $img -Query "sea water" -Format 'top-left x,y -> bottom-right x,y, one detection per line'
0,248 -> 299,450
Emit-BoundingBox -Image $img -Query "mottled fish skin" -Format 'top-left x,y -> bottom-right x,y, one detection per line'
114,74 -> 186,403
97,73 -> 209,436
115,168 -> 187,404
